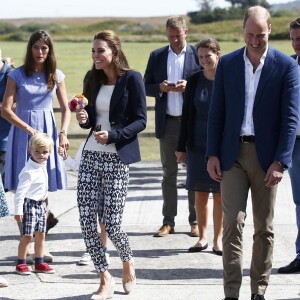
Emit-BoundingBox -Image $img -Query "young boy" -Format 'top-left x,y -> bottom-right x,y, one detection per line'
58,143 -> 110,265
14,133 -> 55,275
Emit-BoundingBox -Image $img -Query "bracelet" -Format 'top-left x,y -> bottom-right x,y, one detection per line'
59,129 -> 67,135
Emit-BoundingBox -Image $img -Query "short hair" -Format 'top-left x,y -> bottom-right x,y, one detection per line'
243,6 -> 271,29
28,132 -> 54,152
196,38 -> 221,53
290,18 -> 300,31
166,16 -> 187,30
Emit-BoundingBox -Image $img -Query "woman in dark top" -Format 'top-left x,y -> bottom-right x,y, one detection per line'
76,30 -> 147,299
176,38 -> 223,255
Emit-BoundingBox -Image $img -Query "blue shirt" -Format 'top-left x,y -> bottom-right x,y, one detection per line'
0,60 -> 12,151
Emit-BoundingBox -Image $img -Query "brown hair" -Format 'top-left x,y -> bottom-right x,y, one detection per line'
24,30 -> 57,91
83,30 -> 130,105
243,6 -> 271,29
196,38 -> 220,53
290,18 -> 300,31
166,16 -> 187,31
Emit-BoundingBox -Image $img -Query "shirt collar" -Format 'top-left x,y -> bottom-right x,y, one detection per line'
28,157 -> 47,168
168,44 -> 187,56
243,45 -> 268,66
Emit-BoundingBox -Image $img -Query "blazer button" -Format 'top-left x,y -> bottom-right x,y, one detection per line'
111,122 -> 116,125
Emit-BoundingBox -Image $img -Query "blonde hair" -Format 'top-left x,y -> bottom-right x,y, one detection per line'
28,132 -> 54,152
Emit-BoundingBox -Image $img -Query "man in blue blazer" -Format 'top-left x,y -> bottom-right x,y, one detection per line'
144,16 -> 200,238
278,17 -> 300,275
206,6 -> 300,300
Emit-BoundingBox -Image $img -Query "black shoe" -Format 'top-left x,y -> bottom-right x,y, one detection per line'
188,243 -> 208,252
224,298 -> 239,300
46,210 -> 59,234
251,294 -> 265,300
278,258 -> 300,274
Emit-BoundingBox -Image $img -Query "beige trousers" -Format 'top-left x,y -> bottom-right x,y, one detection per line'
221,143 -> 277,298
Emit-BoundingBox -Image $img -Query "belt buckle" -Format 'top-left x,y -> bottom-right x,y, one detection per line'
240,136 -> 245,143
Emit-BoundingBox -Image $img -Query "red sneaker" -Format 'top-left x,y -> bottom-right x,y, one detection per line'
34,263 -> 55,274
16,264 -> 31,275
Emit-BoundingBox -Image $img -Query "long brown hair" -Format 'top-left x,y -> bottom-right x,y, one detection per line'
24,30 -> 57,91
83,30 -> 130,104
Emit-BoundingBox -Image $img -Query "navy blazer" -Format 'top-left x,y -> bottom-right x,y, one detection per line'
144,44 -> 200,138
207,46 -> 300,172
80,70 -> 147,164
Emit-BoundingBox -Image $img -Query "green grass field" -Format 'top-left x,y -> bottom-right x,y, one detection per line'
0,40 -> 295,160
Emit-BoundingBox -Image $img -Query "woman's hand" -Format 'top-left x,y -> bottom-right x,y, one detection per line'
93,130 -> 108,145
59,132 -> 69,150
25,126 -> 39,136
76,109 -> 88,124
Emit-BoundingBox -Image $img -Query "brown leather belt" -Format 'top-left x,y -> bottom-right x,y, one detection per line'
239,135 -> 255,143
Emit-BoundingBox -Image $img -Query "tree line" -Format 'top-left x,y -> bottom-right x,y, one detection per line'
188,0 -> 298,23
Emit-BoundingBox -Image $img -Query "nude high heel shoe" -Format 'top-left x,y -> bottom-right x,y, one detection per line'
90,276 -> 115,300
122,260 -> 136,294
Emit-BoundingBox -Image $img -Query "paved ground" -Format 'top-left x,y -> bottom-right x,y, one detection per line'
0,161 -> 300,300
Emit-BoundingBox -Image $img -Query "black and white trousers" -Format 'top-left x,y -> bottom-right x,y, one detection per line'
77,150 -> 132,272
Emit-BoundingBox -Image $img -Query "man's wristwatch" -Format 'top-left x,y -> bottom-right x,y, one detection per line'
275,161 -> 287,171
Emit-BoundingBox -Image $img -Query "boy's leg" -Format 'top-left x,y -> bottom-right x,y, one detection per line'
34,232 -> 45,259
17,221 -> 33,264
33,201 -> 55,274
18,235 -> 32,260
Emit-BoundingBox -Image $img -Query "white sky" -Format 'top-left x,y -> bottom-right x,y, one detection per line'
0,0 -> 289,19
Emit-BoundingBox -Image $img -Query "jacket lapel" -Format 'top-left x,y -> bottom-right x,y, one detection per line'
234,48 -> 245,102
160,47 -> 168,81
254,46 -> 276,107
183,45 -> 193,79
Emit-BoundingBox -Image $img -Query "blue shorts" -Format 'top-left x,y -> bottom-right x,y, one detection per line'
22,198 -> 46,236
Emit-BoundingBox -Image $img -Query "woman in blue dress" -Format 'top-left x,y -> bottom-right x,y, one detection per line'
2,30 -> 70,260
2,30 -> 70,191
176,38 -> 223,255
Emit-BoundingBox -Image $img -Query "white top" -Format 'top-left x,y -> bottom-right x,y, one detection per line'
240,46 -> 268,136
84,85 -> 117,153
14,158 -> 48,215
64,141 -> 85,171
166,44 -> 186,116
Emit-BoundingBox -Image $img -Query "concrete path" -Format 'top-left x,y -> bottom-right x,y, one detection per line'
0,161 -> 300,300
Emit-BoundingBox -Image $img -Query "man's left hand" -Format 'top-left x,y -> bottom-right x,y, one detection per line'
264,161 -> 284,187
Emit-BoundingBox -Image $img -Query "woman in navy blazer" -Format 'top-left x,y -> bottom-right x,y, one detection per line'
76,30 -> 146,300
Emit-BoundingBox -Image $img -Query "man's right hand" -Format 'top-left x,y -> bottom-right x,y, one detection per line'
159,80 -> 178,93
207,156 -> 222,182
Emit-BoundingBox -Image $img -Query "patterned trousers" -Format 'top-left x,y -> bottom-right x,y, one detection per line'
77,150 -> 132,272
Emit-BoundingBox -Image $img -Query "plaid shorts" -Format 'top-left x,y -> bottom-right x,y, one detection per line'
22,198 -> 47,236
